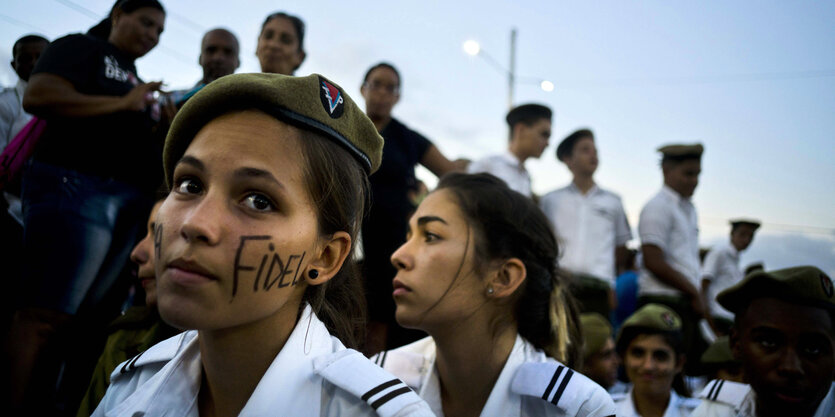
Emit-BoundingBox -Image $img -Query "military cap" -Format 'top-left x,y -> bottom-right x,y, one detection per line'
657,143 -> 704,159
729,218 -> 761,230
505,103 -> 552,127
616,304 -> 682,352
717,265 -> 834,313
163,73 -> 383,186
700,336 -> 738,365
580,313 -> 612,360
556,128 -> 594,162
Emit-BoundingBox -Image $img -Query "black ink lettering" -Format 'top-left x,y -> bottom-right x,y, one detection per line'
233,235 -> 271,301
253,253 -> 268,292
278,254 -> 299,288
153,224 -> 163,260
263,253 -> 286,290
292,252 -> 306,286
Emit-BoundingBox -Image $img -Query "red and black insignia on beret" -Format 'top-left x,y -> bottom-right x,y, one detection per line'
821,273 -> 833,298
319,76 -> 344,118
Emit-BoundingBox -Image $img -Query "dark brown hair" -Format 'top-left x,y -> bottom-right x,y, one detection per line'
297,130 -> 369,349
435,173 -> 582,366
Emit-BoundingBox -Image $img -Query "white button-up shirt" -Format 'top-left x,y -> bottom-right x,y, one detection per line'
93,305 -> 433,417
540,183 -> 632,286
0,79 -> 30,224
613,387 -> 700,417
375,335 -> 616,417
468,151 -> 532,198
701,242 -> 742,320
638,185 -> 700,296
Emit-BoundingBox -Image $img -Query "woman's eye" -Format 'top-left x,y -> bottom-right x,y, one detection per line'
243,193 -> 275,212
424,232 -> 439,243
175,177 -> 202,195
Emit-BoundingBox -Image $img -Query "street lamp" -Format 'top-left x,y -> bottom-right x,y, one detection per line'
462,29 -> 553,109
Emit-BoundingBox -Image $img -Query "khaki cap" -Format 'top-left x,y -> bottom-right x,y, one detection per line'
580,313 -> 612,360
717,265 -> 834,313
657,143 -> 704,158
729,218 -> 761,229
163,73 -> 383,187
616,303 -> 682,349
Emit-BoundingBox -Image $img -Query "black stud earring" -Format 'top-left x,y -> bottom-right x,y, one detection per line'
308,269 -> 319,279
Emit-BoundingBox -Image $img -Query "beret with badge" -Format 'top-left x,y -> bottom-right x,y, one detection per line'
657,143 -> 704,162
717,265 -> 834,314
615,303 -> 682,353
163,73 -> 384,188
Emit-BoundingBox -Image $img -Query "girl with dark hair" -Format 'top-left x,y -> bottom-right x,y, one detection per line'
375,173 -> 615,416
359,62 -> 467,353
9,0 -> 167,410
256,11 -> 306,75
613,303 -> 701,416
92,73 -> 432,416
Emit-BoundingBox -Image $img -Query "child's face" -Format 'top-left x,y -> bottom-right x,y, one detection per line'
154,110 -> 321,332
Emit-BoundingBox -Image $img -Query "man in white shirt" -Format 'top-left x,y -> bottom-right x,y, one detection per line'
468,103 -> 551,198
540,129 -> 631,317
0,34 -> 48,323
638,143 -> 706,375
701,218 -> 760,335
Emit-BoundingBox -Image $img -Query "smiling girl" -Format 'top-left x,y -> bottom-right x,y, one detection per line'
91,73 -> 432,416
375,173 -> 615,417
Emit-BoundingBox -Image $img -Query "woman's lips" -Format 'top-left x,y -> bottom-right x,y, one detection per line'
392,280 -> 412,297
166,258 -> 218,286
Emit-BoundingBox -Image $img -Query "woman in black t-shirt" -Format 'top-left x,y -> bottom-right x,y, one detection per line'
9,0 -> 167,411
359,62 -> 468,353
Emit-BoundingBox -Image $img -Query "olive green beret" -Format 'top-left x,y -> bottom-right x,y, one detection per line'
616,304 -> 681,347
163,73 -> 383,186
701,336 -> 738,365
657,143 -> 704,159
580,313 -> 612,360
717,265 -> 834,313
729,218 -> 761,229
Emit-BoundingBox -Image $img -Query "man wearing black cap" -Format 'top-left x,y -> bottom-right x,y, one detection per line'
701,218 -> 761,336
540,129 -> 632,317
637,143 -> 706,375
692,266 -> 835,417
468,103 -> 551,198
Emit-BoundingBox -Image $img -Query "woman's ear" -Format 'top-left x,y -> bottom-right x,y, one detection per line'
305,231 -> 351,286
675,354 -> 687,374
487,258 -> 526,298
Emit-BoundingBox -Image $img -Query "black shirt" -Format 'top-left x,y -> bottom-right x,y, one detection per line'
31,34 -> 161,191
369,117 -> 432,214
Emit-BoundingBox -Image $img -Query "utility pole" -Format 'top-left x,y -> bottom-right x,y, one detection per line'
508,28 -> 516,110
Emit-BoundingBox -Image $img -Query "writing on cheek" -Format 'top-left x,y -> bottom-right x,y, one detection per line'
154,224 -> 163,260
232,235 -> 307,302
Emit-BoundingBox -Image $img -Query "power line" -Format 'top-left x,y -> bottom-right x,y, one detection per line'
0,13 -> 48,33
701,216 -> 835,236
553,69 -> 835,88
53,0 -> 100,20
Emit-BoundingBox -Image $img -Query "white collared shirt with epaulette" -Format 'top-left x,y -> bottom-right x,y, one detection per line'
612,387 -> 700,417
92,305 -> 434,417
690,379 -> 835,417
372,335 -> 616,417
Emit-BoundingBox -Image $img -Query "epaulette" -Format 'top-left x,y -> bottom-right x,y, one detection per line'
698,379 -> 751,408
314,349 -> 432,417
371,349 -> 427,390
110,331 -> 190,380
510,362 -> 606,415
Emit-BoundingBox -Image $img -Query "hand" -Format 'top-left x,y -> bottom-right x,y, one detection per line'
120,81 -> 163,112
158,92 -> 178,125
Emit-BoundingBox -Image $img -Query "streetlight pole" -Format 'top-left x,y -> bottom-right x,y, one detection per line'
508,28 -> 516,110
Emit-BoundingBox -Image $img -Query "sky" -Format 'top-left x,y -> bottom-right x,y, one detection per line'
1,0 -> 833,275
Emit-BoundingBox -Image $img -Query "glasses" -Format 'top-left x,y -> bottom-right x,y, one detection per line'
364,81 -> 399,95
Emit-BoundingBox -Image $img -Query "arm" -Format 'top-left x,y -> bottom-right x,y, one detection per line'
642,243 -> 705,316
420,144 -> 468,177
615,245 -> 629,276
23,73 -> 161,118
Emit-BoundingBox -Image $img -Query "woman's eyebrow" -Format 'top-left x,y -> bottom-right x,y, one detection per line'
417,216 -> 447,227
177,155 -> 205,171
233,166 -> 285,191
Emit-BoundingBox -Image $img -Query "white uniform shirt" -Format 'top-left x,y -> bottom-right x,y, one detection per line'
613,387 -> 700,417
0,79 -> 31,224
540,184 -> 632,285
701,243 -> 742,320
373,335 -> 616,417
638,185 -> 700,296
92,305 -> 433,417
468,151 -> 532,198
691,379 -> 835,417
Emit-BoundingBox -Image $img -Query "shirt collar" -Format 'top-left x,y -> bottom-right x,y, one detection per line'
501,150 -> 526,169
569,181 -> 599,196
15,79 -> 27,103
661,184 -> 691,205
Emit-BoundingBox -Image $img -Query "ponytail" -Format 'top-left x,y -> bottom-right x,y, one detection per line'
436,173 -> 581,366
